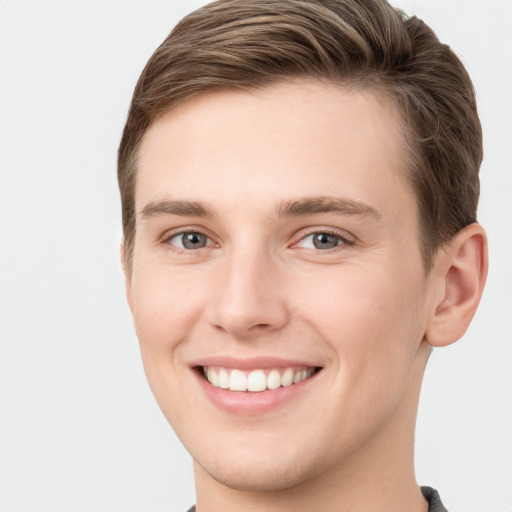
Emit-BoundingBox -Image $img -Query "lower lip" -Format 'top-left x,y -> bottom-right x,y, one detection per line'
193,369 -> 320,415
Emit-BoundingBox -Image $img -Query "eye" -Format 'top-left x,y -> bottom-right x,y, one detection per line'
168,231 -> 212,250
295,231 -> 349,250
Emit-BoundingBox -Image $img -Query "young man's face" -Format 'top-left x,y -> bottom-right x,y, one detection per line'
126,80 -> 434,491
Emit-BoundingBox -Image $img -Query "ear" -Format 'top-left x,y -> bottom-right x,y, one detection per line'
120,240 -> 134,314
425,223 -> 488,347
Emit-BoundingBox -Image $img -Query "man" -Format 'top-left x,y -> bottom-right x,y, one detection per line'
118,1 -> 487,510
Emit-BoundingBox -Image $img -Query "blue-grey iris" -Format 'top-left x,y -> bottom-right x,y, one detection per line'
182,232 -> 208,249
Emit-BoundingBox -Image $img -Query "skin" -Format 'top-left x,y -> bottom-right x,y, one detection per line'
124,80 -> 487,512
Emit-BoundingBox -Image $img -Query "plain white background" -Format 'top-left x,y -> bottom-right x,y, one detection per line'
0,1 -> 510,511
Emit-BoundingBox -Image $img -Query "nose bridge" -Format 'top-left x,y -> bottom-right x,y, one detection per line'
208,240 -> 288,338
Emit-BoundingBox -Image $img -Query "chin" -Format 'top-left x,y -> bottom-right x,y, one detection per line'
198,453 -> 320,492
189,431 -> 332,493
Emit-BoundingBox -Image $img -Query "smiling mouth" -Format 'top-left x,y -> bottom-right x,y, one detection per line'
198,366 -> 321,392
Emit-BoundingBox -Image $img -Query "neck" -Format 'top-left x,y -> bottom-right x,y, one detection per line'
194,342 -> 431,512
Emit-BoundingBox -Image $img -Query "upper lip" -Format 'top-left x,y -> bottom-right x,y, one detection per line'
191,356 -> 321,371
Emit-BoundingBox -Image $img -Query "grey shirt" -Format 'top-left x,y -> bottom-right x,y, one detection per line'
187,486 -> 448,512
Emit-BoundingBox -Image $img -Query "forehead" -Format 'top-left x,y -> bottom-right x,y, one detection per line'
136,80 -> 414,218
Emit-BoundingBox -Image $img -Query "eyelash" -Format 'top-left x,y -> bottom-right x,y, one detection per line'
161,228 -> 354,254
162,230 -> 216,255
292,229 -> 355,251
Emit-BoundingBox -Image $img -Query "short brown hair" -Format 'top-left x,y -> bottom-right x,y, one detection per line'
118,0 -> 482,274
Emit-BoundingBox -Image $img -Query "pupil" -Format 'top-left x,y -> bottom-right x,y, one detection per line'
183,232 -> 206,249
313,233 -> 338,249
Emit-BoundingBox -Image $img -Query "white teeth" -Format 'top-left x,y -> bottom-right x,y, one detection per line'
229,369 -> 247,391
247,370 -> 267,392
207,367 -> 219,387
218,368 -> 229,389
267,369 -> 281,390
203,366 -> 316,392
281,368 -> 294,387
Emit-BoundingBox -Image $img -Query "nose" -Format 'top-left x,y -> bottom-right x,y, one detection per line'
206,248 -> 289,339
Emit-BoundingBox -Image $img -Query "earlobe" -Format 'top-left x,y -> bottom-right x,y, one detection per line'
425,223 -> 488,347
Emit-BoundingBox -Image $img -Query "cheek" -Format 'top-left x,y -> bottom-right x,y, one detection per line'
277,265 -> 428,463
294,264 -> 425,378
129,266 -> 208,424
130,265 -> 206,358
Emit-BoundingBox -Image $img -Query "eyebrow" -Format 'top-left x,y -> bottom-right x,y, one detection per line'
275,196 -> 381,219
139,199 -> 215,219
138,196 -> 380,220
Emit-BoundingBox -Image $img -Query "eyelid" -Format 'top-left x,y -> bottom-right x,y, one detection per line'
159,225 -> 213,241
171,231 -> 213,247
160,226 -> 217,250
291,227 -> 356,249
158,225 -> 355,253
